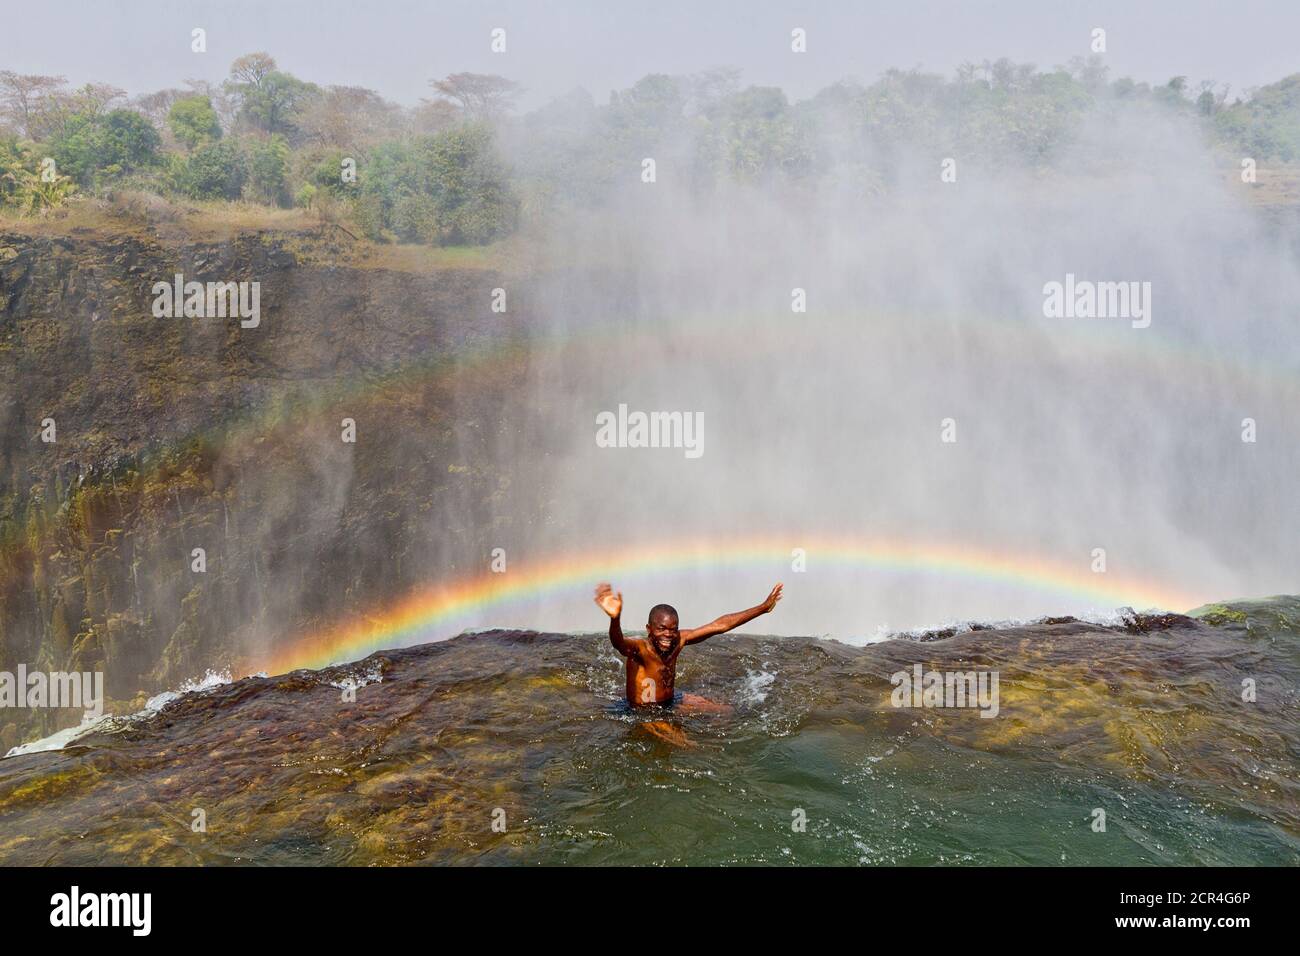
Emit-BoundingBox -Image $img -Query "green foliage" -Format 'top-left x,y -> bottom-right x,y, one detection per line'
233,71 -> 315,138
0,138 -> 77,213
169,140 -> 247,200
351,192 -> 386,241
301,148 -> 354,197
48,108 -> 160,185
361,124 -> 517,245
956,70 -> 1095,162
102,110 -> 161,169
389,192 -> 440,243
0,137 -> 24,206
697,86 -> 814,182
247,135 -> 290,205
168,96 -> 222,150
1213,74 -> 1300,161
425,125 -> 518,243
45,114 -> 99,183
13,50 -> 1299,243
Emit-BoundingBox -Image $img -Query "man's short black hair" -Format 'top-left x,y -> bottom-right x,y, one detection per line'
648,603 -> 679,622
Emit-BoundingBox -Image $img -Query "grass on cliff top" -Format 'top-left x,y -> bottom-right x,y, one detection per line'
1223,160 -> 1300,207
0,194 -> 537,273
4,163 -> 1299,272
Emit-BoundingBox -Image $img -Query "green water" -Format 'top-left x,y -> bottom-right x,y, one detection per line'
1,598 -> 1297,865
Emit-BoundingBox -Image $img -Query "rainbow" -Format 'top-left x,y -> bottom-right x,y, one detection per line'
252,534 -> 1208,676
108,304 -> 1300,494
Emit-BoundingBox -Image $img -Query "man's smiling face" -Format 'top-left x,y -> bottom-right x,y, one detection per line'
647,607 -> 680,657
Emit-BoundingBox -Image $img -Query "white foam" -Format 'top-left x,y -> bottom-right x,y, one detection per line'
836,605 -> 1166,646
326,662 -> 384,692
737,668 -> 776,705
140,669 -> 235,713
2,718 -> 103,759
3,669 -> 234,759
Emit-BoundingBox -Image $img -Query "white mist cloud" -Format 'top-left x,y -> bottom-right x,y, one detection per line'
493,94 -> 1299,637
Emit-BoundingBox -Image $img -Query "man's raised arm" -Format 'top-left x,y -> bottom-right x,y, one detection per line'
594,582 -> 637,656
682,583 -> 783,645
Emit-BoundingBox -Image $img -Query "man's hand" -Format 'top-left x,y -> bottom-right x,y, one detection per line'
597,583 -> 636,657
760,582 -> 784,614
594,582 -> 623,619
682,582 -> 784,645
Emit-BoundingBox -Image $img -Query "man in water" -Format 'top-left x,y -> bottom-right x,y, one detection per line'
593,582 -> 783,707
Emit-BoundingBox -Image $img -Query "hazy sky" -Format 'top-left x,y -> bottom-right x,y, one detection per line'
1,0 -> 1296,109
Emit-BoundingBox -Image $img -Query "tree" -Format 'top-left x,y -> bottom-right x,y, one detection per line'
0,137 -> 22,204
698,86 -> 812,182
410,98 -> 460,135
1062,55 -> 1109,93
100,109 -> 161,168
239,72 -> 314,137
182,79 -> 237,132
0,139 -> 76,213
1212,73 -> 1300,161
135,88 -> 187,127
226,53 -> 315,137
362,123 -> 518,244
49,109 -> 160,184
297,85 -> 401,149
0,72 -> 66,138
683,68 -> 741,115
66,83 -> 127,117
170,140 -> 247,199
168,96 -> 222,149
1111,77 -> 1138,99
429,73 -> 522,121
247,135 -> 290,205
228,53 -> 277,90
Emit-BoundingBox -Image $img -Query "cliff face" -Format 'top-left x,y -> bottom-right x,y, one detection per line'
0,225 -> 545,748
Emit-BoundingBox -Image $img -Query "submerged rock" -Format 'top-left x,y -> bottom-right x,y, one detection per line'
1,597 -> 1296,866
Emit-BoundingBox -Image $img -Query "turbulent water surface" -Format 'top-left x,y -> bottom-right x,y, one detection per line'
0,596 -> 1296,866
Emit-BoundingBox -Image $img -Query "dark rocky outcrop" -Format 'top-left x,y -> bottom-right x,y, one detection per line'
0,226 -> 549,744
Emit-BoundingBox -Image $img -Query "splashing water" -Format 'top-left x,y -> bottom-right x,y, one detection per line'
1,596 -> 1294,866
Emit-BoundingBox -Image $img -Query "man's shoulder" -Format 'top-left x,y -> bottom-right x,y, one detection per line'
617,635 -> 649,657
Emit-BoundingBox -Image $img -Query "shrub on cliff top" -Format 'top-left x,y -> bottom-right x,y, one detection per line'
168,140 -> 248,200
48,108 -> 161,186
167,95 -> 223,151
0,137 -> 77,213
247,135 -> 290,206
360,123 -> 518,245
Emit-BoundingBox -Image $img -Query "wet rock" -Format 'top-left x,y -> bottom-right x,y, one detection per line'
0,608 -> 1295,866
0,225 -> 532,742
